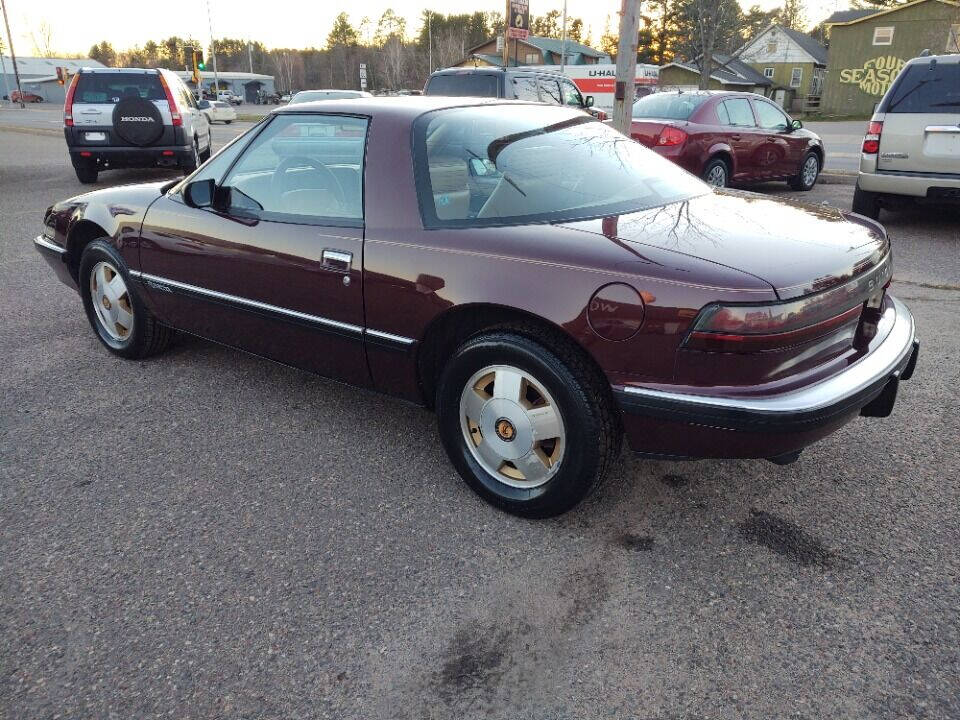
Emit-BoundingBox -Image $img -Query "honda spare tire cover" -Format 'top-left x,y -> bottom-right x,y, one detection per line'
112,97 -> 164,146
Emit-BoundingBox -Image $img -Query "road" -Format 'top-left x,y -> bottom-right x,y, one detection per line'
0,103 -> 868,173
1,127 -> 958,720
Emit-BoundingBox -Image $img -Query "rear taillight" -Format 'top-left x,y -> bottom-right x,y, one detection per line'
684,295 -> 864,353
157,73 -> 182,127
657,126 -> 688,147
63,73 -> 79,127
862,121 -> 883,154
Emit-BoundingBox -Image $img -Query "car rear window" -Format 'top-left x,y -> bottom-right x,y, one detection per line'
74,72 -> 165,104
425,74 -> 499,98
632,93 -> 708,120
414,105 -> 706,228
882,61 -> 960,113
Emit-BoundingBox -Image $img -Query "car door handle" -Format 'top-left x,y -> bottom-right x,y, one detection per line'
730,134 -> 741,141
321,249 -> 352,272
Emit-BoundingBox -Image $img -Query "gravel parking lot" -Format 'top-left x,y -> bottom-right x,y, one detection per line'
1,127 -> 958,719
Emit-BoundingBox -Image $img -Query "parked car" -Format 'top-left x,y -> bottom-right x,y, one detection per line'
424,67 -> 606,120
199,99 -> 237,124
288,89 -> 373,104
62,67 -> 212,184
34,98 -> 918,517
280,92 -> 293,103
217,91 -> 242,105
853,53 -> 960,219
11,90 -> 43,103
628,90 -> 824,190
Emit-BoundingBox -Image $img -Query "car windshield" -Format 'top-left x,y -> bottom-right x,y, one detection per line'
290,91 -> 360,104
74,72 -> 165,104
425,74 -> 499,97
632,93 -> 708,120
415,105 -> 706,228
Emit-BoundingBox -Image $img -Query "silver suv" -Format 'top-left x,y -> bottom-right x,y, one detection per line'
854,53 -> 960,219
64,67 -> 211,184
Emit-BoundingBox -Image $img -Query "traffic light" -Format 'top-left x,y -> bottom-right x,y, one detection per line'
191,49 -> 205,84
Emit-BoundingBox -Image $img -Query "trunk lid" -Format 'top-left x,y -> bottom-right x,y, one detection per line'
562,189 -> 889,300
629,120 -> 676,148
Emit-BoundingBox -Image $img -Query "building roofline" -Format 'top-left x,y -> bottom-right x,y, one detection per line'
826,0 -> 960,25
659,61 -> 761,86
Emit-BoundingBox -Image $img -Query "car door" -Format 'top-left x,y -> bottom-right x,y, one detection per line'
558,77 -> 586,111
510,75 -> 540,102
717,97 -> 764,181
137,112 -> 371,387
751,98 -> 801,178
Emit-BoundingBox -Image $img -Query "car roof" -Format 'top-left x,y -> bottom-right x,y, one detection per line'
635,89 -> 768,101
272,95 -> 571,120
903,52 -> 960,65
428,67 -> 570,79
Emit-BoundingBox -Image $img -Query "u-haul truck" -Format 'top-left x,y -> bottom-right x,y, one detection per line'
523,63 -> 660,112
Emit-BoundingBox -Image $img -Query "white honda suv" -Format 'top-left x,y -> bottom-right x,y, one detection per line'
854,53 -> 960,219
63,67 -> 212,184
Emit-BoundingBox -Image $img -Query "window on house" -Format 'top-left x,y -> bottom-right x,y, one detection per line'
766,41 -> 777,53
790,67 -> 803,88
524,53 -> 539,64
873,27 -> 894,45
763,67 -> 775,79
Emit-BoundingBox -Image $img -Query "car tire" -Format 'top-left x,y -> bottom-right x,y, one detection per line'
436,328 -> 621,517
225,119 -> 232,124
853,183 -> 881,220
702,157 -> 729,188
74,162 -> 98,184
181,137 -> 200,175
200,132 -> 212,162
789,151 -> 820,191
79,239 -> 173,359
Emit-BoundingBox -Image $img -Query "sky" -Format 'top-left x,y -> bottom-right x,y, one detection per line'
1,0 -> 848,57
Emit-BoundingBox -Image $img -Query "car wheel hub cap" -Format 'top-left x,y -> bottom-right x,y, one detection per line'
803,157 -> 817,184
459,364 -> 565,489
89,260 -> 133,342
708,166 -> 725,186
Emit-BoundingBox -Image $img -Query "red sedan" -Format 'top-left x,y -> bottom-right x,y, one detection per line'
34,98 -> 916,517
10,90 -> 43,103
630,90 -> 824,190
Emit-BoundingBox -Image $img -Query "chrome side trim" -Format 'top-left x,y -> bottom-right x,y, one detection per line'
622,295 -> 915,416
34,235 -> 66,254
131,271 -> 364,335
365,328 -> 415,345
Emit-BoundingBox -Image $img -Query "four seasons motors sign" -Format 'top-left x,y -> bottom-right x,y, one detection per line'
838,55 -> 906,97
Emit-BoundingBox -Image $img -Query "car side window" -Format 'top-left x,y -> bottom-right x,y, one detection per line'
220,114 -> 368,226
512,76 -> 539,102
753,100 -> 790,132
722,98 -> 756,127
560,79 -> 583,107
538,78 -> 562,105
715,101 -> 731,125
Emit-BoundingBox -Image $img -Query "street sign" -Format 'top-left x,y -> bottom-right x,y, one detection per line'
507,0 -> 530,40
359,63 -> 367,90
496,35 -> 504,53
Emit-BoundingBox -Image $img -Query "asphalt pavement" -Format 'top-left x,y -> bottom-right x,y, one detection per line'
1,127 -> 958,719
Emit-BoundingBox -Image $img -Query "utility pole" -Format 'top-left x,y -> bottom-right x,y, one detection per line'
247,40 -> 253,74
612,0 -> 640,135
0,0 -> 25,108
427,12 -> 432,73
501,0 -> 510,68
560,0 -> 567,74
205,0 -> 220,94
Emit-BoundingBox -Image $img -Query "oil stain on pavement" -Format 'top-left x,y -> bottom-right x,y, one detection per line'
739,508 -> 834,567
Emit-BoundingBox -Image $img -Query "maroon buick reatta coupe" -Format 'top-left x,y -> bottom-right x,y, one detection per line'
35,97 -> 918,517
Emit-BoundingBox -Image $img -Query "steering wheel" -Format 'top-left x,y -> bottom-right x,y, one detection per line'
271,155 -> 345,207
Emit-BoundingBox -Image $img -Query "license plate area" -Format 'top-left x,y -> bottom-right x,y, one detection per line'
923,129 -> 960,158
84,132 -> 106,141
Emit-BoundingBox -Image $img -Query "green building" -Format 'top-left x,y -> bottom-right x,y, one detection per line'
658,54 -> 771,94
735,25 -> 828,112
821,0 -> 960,115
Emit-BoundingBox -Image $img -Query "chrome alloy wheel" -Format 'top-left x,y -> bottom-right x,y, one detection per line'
706,163 -> 727,187
459,364 -> 565,489
89,260 -> 133,341
802,155 -> 819,186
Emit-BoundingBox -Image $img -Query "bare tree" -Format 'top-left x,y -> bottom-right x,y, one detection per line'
30,21 -> 56,58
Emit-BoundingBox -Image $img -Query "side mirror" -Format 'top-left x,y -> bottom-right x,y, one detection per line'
584,95 -> 594,108
183,178 -> 215,208
791,119 -> 803,131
